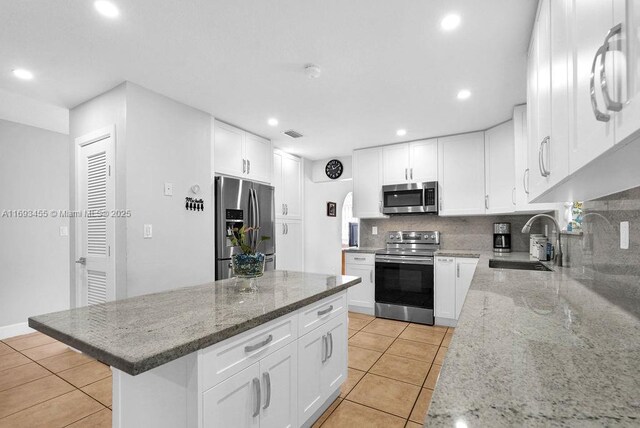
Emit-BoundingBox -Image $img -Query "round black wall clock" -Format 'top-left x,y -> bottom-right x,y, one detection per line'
325,159 -> 343,179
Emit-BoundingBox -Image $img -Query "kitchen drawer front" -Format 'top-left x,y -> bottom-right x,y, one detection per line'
345,253 -> 375,265
199,313 -> 298,391
298,292 -> 347,337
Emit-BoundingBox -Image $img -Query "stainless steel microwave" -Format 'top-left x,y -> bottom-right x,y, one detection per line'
382,182 -> 438,214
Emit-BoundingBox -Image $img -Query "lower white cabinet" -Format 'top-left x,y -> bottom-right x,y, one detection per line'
435,256 -> 479,325
203,363 -> 260,428
344,253 -> 375,315
276,220 -> 303,271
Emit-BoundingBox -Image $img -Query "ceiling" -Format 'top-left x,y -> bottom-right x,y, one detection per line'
0,0 -> 536,160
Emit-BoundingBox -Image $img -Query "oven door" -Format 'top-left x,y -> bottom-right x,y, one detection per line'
375,255 -> 434,310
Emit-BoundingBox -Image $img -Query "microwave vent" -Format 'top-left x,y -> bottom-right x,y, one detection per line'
284,129 -> 304,139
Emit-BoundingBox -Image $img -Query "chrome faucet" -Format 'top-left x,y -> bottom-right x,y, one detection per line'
522,213 -> 563,267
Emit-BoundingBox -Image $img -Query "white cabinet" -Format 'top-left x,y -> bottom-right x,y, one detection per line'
259,342 -> 298,428
214,121 -> 273,184
275,220 -> 303,271
352,147 -> 386,219
616,0 -> 640,145
484,121 -> 516,214
437,132 -> 486,216
203,363 -> 260,428
435,256 -> 479,324
382,140 -> 437,185
273,151 -> 302,219
344,253 -> 375,315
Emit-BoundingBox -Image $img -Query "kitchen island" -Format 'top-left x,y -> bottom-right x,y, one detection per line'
29,271 -> 360,428
427,252 -> 640,427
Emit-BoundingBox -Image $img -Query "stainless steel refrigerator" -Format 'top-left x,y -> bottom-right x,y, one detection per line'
215,176 -> 276,279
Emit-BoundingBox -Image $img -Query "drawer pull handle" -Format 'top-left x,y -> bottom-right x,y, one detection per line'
252,377 -> 261,417
353,257 -> 366,260
245,334 -> 273,353
317,305 -> 334,316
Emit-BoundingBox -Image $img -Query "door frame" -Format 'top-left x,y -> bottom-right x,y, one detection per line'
74,125 -> 117,307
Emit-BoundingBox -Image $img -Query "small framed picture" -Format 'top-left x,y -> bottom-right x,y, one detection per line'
327,202 -> 337,217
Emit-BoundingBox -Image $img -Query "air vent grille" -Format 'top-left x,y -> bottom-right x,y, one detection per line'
284,129 -> 304,139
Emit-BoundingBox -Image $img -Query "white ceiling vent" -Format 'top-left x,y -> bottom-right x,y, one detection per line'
284,129 -> 304,139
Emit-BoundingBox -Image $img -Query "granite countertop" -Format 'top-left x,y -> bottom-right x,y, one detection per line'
29,271 -> 360,376
343,247 -> 382,254
427,251 -> 640,426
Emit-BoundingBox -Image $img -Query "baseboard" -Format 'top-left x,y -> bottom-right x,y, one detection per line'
347,305 -> 374,316
0,322 -> 35,340
435,317 -> 457,327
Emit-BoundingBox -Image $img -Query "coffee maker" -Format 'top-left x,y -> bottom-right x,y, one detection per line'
493,222 -> 511,253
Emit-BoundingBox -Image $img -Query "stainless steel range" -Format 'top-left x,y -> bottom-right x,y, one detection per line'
375,231 -> 440,325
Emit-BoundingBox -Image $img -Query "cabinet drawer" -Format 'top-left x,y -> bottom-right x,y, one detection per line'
298,292 -> 347,337
345,253 -> 375,265
199,313 -> 297,391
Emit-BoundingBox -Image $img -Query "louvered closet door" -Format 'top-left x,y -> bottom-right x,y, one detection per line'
78,135 -> 115,306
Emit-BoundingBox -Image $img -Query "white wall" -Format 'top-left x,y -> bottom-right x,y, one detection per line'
125,83 -> 213,297
0,119 -> 70,335
0,88 -> 69,134
303,159 -> 353,276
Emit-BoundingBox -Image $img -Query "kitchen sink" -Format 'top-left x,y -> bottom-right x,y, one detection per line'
489,259 -> 553,272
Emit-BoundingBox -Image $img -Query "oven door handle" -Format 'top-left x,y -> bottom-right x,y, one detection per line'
376,257 -> 434,265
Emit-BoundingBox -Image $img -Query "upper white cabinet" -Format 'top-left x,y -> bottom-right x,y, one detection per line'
353,147 -> 386,219
382,139 -> 437,185
438,132 -> 486,216
273,151 -> 302,219
484,121 -> 516,214
214,121 -> 272,184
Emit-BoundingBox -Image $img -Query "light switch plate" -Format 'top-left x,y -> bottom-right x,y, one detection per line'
59,226 -> 68,237
144,224 -> 153,239
164,182 -> 173,196
372,226 -> 378,235
620,221 -> 629,249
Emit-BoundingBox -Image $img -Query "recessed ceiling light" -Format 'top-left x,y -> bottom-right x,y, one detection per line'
268,118 -> 279,127
12,69 -> 34,80
94,0 -> 120,18
457,89 -> 471,100
441,13 -> 461,31
396,129 -> 407,136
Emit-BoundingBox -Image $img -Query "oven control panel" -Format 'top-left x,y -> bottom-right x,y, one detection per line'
386,231 -> 440,244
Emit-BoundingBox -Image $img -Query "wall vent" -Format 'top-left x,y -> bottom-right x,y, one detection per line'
283,129 -> 304,139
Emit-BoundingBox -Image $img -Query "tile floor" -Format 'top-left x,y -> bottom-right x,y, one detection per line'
0,313 -> 452,427
0,331 -> 111,427
314,312 -> 453,428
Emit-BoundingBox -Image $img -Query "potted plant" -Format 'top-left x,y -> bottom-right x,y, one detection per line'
228,226 -> 271,278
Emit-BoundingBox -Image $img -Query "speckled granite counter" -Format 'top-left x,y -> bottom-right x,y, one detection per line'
29,271 -> 360,376
427,251 -> 640,427
343,247 -> 383,254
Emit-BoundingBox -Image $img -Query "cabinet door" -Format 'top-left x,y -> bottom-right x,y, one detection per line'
382,144 -> 409,185
245,133 -> 272,184
345,264 -> 374,312
353,148 -> 385,218
455,258 -> 479,319
322,314 -> 347,395
273,153 -> 284,216
285,221 -> 303,271
297,326 -> 325,423
203,363 -> 261,428
615,0 -> 638,144
485,121 -> 516,214
434,257 -> 456,320
259,342 -> 297,428
409,139 -> 438,183
282,155 -> 302,219
214,121 -> 245,178
437,132 -> 486,216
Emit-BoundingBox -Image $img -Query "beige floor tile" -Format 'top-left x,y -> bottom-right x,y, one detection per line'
0,389 -> 104,428
0,351 -> 31,372
409,388 -> 434,423
424,364 -> 442,390
21,341 -> 71,361
0,375 -> 74,418
348,317 -> 372,331
409,323 -> 448,333
0,342 -> 13,356
348,312 -> 375,322
386,339 -> 438,363
66,408 -> 112,428
346,373 -> 421,418
405,420 -> 423,428
340,368 -> 366,398
447,327 -> 455,333
347,346 -> 382,371
398,326 -> 445,346
322,399 -> 405,428
441,332 -> 454,347
57,361 -> 111,388
81,377 -> 112,407
3,332 -> 56,352
38,350 -> 94,373
311,397 -> 341,428
369,353 -> 431,386
0,362 -> 50,392
349,331 -> 395,352
433,346 -> 448,366
362,318 -> 409,338
348,329 -> 358,338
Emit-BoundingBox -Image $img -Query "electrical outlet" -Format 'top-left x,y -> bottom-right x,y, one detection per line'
620,221 -> 629,249
164,182 -> 173,196
372,226 -> 378,235
59,226 -> 68,237
144,224 -> 153,239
